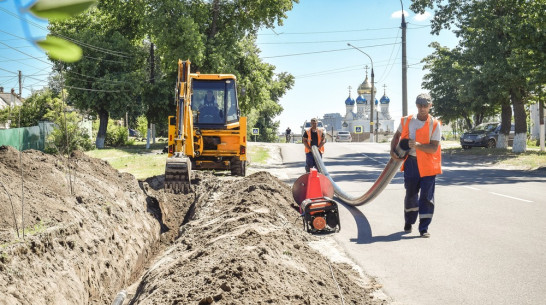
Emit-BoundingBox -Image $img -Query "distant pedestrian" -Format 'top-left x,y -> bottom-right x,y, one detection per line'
390,93 -> 442,238
285,127 -> 292,142
303,118 -> 325,172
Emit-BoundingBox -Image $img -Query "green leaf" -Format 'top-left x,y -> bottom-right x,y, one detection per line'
29,0 -> 96,20
36,36 -> 82,63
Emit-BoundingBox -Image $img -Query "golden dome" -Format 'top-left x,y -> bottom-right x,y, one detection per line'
357,75 -> 376,95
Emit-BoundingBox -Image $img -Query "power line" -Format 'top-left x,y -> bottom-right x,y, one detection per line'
0,41 -> 53,66
259,26 -> 400,36
378,29 -> 402,84
64,85 -> 130,93
0,7 -> 133,58
258,36 -> 399,45
262,42 -> 400,59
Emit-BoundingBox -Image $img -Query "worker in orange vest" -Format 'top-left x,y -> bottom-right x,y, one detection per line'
390,93 -> 442,238
303,118 -> 325,173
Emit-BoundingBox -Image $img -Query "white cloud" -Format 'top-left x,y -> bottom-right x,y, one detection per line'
413,11 -> 432,22
391,10 -> 409,19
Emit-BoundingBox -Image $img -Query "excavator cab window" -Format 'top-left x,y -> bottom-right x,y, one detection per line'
191,80 -> 239,126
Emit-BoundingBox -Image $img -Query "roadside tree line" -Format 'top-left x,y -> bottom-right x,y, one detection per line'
412,0 -> 545,152
37,0 -> 297,148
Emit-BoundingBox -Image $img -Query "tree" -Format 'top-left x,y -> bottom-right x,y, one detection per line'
0,89 -> 58,127
411,0 -> 546,152
144,0 -> 297,139
49,4 -> 147,148
235,36 -> 294,141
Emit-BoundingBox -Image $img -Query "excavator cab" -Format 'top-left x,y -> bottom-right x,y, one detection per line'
165,60 -> 247,194
191,80 -> 239,126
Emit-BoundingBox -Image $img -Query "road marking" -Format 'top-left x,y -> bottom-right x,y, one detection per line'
361,154 -> 386,166
489,192 -> 533,203
462,186 -> 480,191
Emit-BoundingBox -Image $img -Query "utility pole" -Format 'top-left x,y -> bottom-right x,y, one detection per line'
401,0 -> 408,117
146,41 -> 155,149
18,70 -> 22,98
347,43 -> 375,143
538,90 -> 545,151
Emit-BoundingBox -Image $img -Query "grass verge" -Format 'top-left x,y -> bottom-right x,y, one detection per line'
85,142 -> 167,180
85,142 -> 270,179
248,146 -> 270,165
443,146 -> 546,170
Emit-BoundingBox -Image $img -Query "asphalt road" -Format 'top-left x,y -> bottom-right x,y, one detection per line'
277,141 -> 546,305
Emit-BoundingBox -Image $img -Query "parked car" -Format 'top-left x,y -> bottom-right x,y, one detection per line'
301,120 -> 325,135
129,128 -> 141,137
460,122 -> 514,149
335,131 -> 352,142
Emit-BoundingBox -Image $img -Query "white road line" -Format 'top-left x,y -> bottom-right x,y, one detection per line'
489,192 -> 533,203
462,186 -> 481,191
361,154 -> 387,166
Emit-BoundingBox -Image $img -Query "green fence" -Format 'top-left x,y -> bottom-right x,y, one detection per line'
0,121 -> 54,151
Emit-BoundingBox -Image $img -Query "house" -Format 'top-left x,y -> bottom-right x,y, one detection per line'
0,87 -> 24,129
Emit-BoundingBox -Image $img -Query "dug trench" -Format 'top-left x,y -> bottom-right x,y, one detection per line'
0,145 -> 388,305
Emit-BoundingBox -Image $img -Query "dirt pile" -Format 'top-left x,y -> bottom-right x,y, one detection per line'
130,172 -> 385,305
0,146 -> 161,305
0,145 -> 387,305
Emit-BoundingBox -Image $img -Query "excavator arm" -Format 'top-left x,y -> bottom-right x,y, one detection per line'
165,60 -> 193,193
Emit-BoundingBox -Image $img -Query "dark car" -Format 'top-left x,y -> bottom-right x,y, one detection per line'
129,129 -> 141,137
460,122 -> 514,149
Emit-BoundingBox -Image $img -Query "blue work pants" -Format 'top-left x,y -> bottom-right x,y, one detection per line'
403,156 -> 436,232
305,151 -> 322,172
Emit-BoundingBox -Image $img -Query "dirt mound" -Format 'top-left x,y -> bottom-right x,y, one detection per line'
129,172 -> 385,305
0,145 -> 387,304
0,146 -> 160,304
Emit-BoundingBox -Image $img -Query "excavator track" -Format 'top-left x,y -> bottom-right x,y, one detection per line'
164,156 -> 191,194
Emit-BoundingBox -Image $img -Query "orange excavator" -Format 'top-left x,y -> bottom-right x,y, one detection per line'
164,60 -> 247,193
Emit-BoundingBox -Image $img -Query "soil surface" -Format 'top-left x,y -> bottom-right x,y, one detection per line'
0,145 -> 387,305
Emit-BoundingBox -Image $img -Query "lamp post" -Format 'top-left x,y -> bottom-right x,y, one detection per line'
400,0 -> 408,116
347,43 -> 374,143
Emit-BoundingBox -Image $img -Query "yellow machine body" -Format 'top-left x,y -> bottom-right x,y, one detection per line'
165,60 -> 247,193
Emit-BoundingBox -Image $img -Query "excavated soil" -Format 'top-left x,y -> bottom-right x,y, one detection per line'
0,145 -> 387,305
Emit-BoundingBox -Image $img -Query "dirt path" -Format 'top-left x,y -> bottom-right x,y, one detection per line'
0,145 -> 388,305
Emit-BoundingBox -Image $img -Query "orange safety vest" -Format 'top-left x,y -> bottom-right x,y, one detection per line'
400,114 -> 442,177
305,128 -> 325,154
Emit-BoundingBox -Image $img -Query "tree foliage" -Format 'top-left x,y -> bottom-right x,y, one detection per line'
49,3 -> 147,148
411,0 -> 546,152
0,89 -> 58,127
47,0 -> 297,145
143,0 -> 297,140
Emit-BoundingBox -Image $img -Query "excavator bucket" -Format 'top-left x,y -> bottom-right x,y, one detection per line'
164,155 -> 191,194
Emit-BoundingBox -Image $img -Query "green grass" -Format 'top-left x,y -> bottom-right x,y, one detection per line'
248,146 -> 270,165
85,142 -> 167,179
443,146 -> 546,170
85,141 -> 272,179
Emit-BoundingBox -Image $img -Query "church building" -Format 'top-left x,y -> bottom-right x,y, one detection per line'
321,71 -> 395,137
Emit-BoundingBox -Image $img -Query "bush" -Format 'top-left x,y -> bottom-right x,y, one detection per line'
105,123 -> 132,147
45,113 -> 94,155
136,115 -> 148,139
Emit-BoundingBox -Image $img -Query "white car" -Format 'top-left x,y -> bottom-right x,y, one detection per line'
335,131 -> 352,142
301,120 -> 325,135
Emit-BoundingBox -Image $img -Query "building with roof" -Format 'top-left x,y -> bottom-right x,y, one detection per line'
0,86 -> 24,129
320,72 -> 395,138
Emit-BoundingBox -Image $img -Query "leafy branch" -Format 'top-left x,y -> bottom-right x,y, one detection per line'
25,0 -> 97,62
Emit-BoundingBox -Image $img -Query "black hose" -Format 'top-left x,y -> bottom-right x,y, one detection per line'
312,139 -> 409,206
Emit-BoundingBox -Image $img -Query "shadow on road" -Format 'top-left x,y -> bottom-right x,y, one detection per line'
321,152 -> 546,186
340,203 -> 422,244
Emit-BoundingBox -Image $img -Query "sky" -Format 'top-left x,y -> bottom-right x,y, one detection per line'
0,0 -> 460,132
255,0 -> 459,133
0,0 -> 50,98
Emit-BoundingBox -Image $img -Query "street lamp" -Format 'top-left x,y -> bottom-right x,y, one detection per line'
400,0 -> 408,116
347,43 -> 375,143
